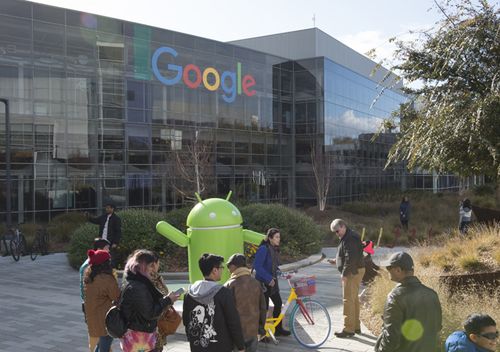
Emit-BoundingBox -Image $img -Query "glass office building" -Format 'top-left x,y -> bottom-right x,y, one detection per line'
0,0 -> 444,223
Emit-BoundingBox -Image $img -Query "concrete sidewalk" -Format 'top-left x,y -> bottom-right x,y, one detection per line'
0,247 -> 400,351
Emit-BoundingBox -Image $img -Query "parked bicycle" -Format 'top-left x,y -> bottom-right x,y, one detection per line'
9,227 -> 27,262
263,271 -> 331,348
30,228 -> 49,261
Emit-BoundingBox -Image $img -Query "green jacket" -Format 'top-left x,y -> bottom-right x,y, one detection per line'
375,276 -> 442,352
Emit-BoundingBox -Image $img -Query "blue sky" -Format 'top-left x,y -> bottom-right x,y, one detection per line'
30,0 -> 443,62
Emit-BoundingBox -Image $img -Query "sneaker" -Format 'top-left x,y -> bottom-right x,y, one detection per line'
275,329 -> 291,337
334,330 -> 355,338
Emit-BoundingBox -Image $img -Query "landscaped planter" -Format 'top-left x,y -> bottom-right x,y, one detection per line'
439,270 -> 500,295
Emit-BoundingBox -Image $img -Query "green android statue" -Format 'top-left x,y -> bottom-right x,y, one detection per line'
156,191 -> 264,283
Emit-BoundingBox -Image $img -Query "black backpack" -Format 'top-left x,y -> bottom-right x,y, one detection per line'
105,291 -> 128,338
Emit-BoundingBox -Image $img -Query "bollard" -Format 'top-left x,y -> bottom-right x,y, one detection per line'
376,228 -> 383,248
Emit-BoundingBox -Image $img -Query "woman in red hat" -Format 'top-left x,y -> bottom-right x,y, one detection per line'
83,249 -> 120,352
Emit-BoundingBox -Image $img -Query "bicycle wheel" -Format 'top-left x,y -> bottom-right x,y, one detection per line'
30,240 -> 40,261
289,298 -> 331,348
9,239 -> 21,261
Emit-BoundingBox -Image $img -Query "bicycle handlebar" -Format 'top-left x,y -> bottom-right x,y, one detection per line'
277,269 -> 298,280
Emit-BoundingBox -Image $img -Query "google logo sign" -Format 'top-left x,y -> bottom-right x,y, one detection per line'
152,46 -> 256,103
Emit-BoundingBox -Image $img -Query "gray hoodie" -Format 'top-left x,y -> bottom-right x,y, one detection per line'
188,280 -> 223,305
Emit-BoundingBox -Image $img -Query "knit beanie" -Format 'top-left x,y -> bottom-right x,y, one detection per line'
87,249 -> 111,266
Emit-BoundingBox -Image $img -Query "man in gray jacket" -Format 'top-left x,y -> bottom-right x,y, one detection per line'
375,252 -> 442,352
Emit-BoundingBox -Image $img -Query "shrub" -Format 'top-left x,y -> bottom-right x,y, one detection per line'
472,183 -> 496,196
68,223 -> 99,269
241,203 -> 324,257
68,209 -> 183,270
458,255 -> 487,272
19,223 -> 39,245
48,212 -> 86,243
494,249 -> 500,264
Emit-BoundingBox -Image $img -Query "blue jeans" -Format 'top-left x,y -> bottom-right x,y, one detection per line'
95,335 -> 113,352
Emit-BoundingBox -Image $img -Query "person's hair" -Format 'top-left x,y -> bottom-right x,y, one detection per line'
93,238 -> 111,250
124,249 -> 159,280
464,314 -> 496,336
462,198 -> 472,209
198,253 -> 224,277
259,227 -> 280,246
330,219 -> 346,233
84,260 -> 113,284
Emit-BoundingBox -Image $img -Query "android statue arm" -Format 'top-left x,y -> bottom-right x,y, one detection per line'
243,229 -> 264,245
156,221 -> 189,247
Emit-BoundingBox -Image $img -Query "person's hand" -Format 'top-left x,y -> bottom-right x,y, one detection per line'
341,275 -> 348,284
111,243 -> 117,249
167,291 -> 180,302
327,258 -> 336,265
268,278 -> 276,287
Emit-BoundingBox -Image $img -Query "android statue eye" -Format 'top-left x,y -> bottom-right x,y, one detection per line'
209,212 -> 216,219
232,210 -> 237,216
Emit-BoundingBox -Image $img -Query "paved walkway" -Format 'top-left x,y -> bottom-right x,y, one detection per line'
0,247 -> 401,351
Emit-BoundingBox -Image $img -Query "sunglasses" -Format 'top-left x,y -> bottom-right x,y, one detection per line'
479,331 -> 498,340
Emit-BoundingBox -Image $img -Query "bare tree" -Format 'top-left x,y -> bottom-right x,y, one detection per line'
172,130 -> 215,201
310,142 -> 333,211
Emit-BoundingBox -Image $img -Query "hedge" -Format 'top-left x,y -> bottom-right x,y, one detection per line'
68,204 -> 324,270
68,208 -> 191,270
241,203 -> 324,257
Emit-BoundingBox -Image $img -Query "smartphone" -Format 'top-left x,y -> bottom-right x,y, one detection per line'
173,287 -> 185,295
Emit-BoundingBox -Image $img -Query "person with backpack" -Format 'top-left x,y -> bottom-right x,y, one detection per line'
120,250 -> 179,352
83,249 -> 120,352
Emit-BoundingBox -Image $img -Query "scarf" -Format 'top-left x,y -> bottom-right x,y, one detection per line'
229,267 -> 251,280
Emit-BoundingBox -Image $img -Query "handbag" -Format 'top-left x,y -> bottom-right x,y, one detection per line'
157,307 -> 182,336
105,292 -> 128,338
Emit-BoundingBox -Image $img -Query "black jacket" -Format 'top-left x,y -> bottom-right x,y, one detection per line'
88,213 -> 122,245
183,280 -> 245,352
375,276 -> 442,352
120,271 -> 172,333
336,228 -> 364,276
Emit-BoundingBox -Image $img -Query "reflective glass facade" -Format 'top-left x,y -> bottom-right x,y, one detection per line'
0,0 -> 441,222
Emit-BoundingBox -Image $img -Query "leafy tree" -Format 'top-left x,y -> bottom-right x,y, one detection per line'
383,1 -> 500,181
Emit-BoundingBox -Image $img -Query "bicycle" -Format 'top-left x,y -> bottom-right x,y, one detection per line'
263,271 -> 331,348
30,228 -> 49,261
9,227 -> 27,262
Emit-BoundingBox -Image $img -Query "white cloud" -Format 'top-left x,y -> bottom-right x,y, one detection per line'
339,109 -> 383,135
338,31 -> 397,62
